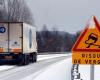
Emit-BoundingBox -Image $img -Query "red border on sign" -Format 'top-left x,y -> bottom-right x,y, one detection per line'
72,16 -> 100,52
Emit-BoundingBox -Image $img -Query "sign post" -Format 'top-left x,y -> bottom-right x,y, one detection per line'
72,16 -> 100,80
90,65 -> 94,80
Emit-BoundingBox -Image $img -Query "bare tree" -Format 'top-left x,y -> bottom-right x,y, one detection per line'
52,27 -> 58,37
7,0 -> 34,25
0,0 -> 7,21
0,0 -> 34,25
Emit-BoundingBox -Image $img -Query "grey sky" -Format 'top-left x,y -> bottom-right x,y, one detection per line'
26,0 -> 100,33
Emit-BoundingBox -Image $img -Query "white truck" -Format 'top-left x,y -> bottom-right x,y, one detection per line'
0,22 -> 37,65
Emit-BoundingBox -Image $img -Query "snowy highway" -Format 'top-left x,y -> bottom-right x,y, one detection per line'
0,53 -> 99,80
0,53 -> 72,80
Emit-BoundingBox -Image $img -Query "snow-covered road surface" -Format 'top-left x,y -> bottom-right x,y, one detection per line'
22,57 -> 72,80
0,66 -> 14,71
38,53 -> 71,61
0,53 -> 71,80
0,53 -> 71,72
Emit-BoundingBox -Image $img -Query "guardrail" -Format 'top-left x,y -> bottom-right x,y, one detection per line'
71,64 -> 83,80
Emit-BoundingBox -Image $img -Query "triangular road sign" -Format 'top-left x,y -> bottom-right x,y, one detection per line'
72,16 -> 100,52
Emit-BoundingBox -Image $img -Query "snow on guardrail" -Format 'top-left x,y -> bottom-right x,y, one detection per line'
71,64 -> 83,80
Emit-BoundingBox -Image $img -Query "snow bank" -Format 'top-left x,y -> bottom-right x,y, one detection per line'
79,65 -> 90,80
94,65 -> 100,80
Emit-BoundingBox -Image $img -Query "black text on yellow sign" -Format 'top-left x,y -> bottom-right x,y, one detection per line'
72,52 -> 100,64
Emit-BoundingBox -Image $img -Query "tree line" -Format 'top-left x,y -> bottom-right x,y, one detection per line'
37,25 -> 80,53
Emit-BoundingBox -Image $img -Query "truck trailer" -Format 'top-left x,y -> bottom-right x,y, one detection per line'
0,22 -> 37,65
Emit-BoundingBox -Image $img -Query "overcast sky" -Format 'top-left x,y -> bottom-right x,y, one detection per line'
26,0 -> 100,33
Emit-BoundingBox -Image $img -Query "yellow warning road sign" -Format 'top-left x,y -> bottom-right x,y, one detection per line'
72,16 -> 100,64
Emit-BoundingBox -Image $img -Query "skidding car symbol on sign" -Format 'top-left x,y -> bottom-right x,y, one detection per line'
72,16 -> 100,64
85,33 -> 100,48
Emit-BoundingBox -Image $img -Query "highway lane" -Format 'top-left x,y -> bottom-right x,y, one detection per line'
0,54 -> 71,72
0,54 -> 71,80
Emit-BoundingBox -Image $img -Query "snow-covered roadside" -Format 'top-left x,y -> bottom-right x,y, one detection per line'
21,58 -> 72,80
38,53 -> 71,61
74,64 -> 100,80
78,65 -> 90,80
95,65 -> 100,80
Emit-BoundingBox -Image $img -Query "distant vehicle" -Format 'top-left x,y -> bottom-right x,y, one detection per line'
0,22 -> 37,65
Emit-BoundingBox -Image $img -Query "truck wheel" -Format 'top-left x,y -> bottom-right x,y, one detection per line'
18,54 -> 29,66
23,54 -> 29,65
30,52 -> 37,63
